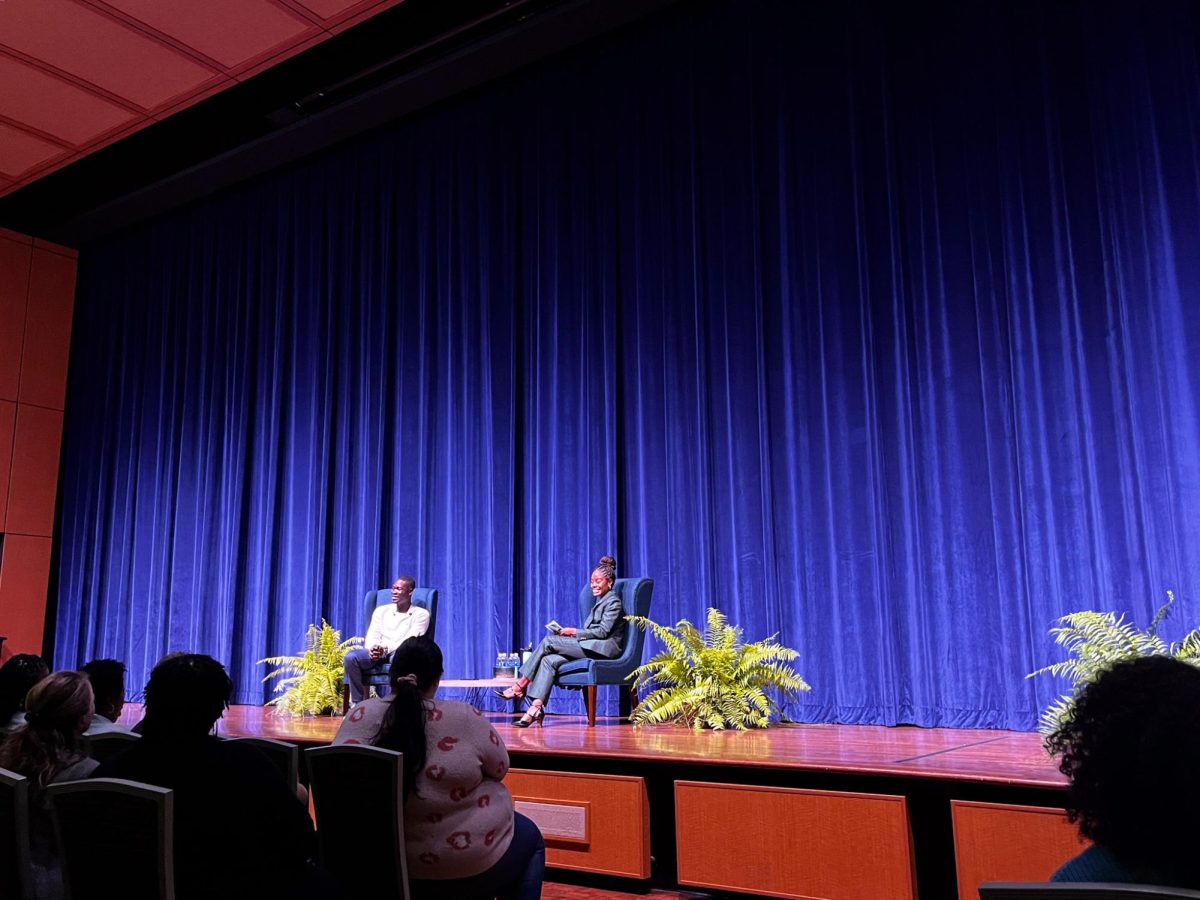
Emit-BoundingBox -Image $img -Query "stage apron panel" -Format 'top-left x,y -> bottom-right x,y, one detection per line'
675,780 -> 916,900
505,768 -> 651,879
951,800 -> 1086,900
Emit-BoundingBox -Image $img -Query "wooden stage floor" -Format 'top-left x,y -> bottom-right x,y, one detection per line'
187,704 -> 1067,790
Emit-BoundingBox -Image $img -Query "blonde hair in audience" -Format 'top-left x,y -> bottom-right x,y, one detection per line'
0,671 -> 94,787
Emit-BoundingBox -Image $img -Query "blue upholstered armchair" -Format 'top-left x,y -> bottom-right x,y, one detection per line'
554,576 -> 653,726
341,586 -> 438,711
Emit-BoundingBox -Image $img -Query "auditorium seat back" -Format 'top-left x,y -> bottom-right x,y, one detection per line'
85,730 -> 141,765
980,883 -> 1200,898
306,744 -> 408,899
47,777 -> 174,900
227,736 -> 299,795
0,766 -> 33,900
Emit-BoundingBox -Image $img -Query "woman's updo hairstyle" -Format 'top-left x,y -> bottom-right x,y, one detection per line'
595,555 -> 616,585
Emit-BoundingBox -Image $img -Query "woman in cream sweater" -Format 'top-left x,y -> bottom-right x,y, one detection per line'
333,635 -> 544,899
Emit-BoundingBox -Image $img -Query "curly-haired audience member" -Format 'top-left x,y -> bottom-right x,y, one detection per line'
333,635 -> 545,900
1048,655 -> 1200,888
0,671 -> 98,900
0,653 -> 50,734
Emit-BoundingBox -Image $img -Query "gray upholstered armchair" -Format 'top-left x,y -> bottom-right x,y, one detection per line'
554,576 -> 654,726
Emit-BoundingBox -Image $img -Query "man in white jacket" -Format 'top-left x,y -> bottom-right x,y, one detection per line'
343,575 -> 430,705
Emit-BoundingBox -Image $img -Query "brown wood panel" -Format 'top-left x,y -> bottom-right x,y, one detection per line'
497,719 -> 1065,788
0,234 -> 30,400
675,781 -> 916,900
504,769 -> 650,878
951,800 -> 1087,900
0,533 -> 52,655
0,399 -> 14,528
6,404 -> 63,536
19,247 -> 76,409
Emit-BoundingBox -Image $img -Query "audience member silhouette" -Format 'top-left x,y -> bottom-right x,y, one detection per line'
93,653 -> 334,900
0,653 -> 50,734
81,658 -> 130,735
1049,655 -> 1200,888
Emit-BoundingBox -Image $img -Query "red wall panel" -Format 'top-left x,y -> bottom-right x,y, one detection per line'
0,400 -> 14,529
20,245 -> 77,409
6,404 -> 63,537
0,234 -> 31,400
0,534 -> 52,655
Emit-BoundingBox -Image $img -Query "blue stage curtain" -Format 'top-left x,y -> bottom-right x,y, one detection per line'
54,0 -> 1200,727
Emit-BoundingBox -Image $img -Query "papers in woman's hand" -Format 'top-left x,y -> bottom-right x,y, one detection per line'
545,620 -> 562,634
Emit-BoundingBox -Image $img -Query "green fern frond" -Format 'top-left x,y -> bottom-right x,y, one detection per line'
257,620 -> 364,717
626,608 -> 810,730
1172,628 -> 1200,661
1029,592 -> 1197,733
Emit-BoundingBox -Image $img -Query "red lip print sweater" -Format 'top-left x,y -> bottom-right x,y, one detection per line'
332,697 -> 515,879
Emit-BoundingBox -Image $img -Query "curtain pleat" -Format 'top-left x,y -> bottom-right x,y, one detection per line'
54,0 -> 1200,727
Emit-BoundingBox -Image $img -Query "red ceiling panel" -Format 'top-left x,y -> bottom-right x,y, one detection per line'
292,0 -> 375,21
0,0 -> 222,110
147,77 -> 237,121
229,30 -> 330,81
97,0 -> 315,69
0,54 -> 136,145
0,0 -> 423,196
0,235 -> 31,401
325,0 -> 407,35
0,122 -> 67,180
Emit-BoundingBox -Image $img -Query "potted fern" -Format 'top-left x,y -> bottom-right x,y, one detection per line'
258,620 -> 363,716
626,607 -> 810,730
1028,591 -> 1200,733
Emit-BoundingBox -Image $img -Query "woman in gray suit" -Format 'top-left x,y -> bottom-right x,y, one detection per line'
499,555 -> 626,727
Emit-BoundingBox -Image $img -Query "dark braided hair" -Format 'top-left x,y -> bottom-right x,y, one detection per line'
1045,655 -> 1200,886
374,636 -> 443,800
595,555 -> 616,586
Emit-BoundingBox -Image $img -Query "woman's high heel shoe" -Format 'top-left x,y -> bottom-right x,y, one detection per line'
514,704 -> 545,728
494,678 -> 528,701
